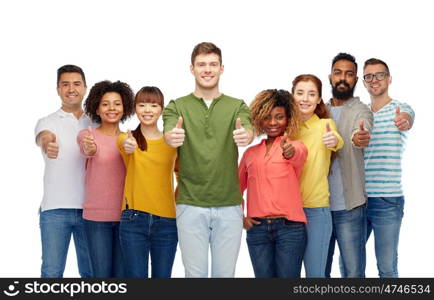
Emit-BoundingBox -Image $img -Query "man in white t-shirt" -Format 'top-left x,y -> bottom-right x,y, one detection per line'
35,65 -> 93,277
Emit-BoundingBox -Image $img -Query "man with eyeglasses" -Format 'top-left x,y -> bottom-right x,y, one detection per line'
362,58 -> 414,277
325,53 -> 373,278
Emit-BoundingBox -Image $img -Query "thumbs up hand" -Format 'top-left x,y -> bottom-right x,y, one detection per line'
43,131 -> 59,159
322,122 -> 338,148
165,116 -> 185,148
394,106 -> 411,131
280,136 -> 295,159
123,129 -> 138,154
233,118 -> 253,147
82,126 -> 97,156
352,120 -> 370,148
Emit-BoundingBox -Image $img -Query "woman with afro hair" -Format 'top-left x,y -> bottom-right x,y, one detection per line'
77,80 -> 135,277
238,89 -> 308,278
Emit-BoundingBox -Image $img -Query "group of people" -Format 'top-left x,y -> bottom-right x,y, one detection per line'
35,42 -> 414,278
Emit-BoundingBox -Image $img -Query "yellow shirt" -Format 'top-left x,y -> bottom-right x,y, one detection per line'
117,133 -> 177,218
296,114 -> 344,208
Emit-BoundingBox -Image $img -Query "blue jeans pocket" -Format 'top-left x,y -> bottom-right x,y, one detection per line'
120,209 -> 138,222
381,196 -> 404,207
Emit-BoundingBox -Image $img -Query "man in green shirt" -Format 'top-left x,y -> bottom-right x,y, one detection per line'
163,42 -> 253,277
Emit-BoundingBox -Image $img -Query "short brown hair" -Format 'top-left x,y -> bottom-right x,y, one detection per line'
364,58 -> 390,73
191,42 -> 222,65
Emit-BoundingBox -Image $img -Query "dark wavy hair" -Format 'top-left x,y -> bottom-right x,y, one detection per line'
132,86 -> 164,151
84,80 -> 135,124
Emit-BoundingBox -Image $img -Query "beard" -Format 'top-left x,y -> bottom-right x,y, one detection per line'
331,80 -> 355,100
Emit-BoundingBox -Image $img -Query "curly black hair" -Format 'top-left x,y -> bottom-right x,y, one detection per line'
84,80 -> 135,124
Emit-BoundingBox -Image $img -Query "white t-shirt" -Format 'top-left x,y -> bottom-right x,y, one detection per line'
35,109 -> 94,211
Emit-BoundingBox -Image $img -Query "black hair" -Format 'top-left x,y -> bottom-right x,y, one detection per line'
57,64 -> 86,87
332,53 -> 357,72
84,80 -> 135,124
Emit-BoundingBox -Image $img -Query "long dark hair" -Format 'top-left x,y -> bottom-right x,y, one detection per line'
133,86 -> 164,151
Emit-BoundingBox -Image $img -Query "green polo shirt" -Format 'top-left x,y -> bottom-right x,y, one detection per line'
163,93 -> 252,207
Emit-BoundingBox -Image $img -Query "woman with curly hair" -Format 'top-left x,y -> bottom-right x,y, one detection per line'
238,89 -> 308,278
77,80 -> 135,277
291,74 -> 343,277
117,86 -> 178,278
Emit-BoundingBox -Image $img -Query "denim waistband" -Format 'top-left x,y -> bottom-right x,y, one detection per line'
252,217 -> 303,225
122,209 -> 174,220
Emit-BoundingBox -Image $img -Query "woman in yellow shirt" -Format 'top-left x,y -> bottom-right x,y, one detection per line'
118,86 -> 177,278
292,74 -> 344,277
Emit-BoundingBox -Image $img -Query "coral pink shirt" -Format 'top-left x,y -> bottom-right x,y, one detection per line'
77,129 -> 125,222
239,136 -> 307,223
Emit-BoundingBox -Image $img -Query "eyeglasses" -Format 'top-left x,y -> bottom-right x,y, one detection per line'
363,72 -> 389,82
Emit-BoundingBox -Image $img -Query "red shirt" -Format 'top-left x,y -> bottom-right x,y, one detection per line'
239,136 -> 307,223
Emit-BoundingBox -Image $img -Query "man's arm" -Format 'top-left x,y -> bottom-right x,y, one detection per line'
233,101 -> 254,147
163,100 -> 185,148
36,130 -> 59,159
351,105 -> 374,148
395,103 -> 415,131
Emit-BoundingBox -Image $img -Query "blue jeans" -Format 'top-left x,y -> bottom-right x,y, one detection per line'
303,207 -> 332,278
84,220 -> 124,278
176,204 -> 243,277
246,218 -> 306,278
367,196 -> 404,278
325,205 -> 367,278
119,209 -> 178,278
39,209 -> 92,278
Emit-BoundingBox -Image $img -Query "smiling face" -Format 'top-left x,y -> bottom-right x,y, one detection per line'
190,53 -> 224,91
136,101 -> 162,126
363,63 -> 391,97
57,72 -> 87,111
260,106 -> 288,139
293,80 -> 321,121
96,92 -> 124,124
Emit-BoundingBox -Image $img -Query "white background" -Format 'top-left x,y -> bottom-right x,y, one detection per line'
0,0 -> 433,277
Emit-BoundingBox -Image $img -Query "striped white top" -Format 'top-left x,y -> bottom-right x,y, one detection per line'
364,99 -> 414,197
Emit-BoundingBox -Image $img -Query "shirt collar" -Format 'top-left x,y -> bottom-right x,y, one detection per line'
303,114 -> 320,129
191,92 -> 224,102
327,96 -> 360,108
55,108 -> 85,120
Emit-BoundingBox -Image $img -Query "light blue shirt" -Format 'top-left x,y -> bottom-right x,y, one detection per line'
364,99 -> 414,197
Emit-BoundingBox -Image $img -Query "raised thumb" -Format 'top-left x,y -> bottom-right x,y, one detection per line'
175,116 -> 183,129
359,120 -> 365,131
127,129 -> 133,139
326,122 -> 331,132
396,106 -> 401,116
235,118 -> 242,130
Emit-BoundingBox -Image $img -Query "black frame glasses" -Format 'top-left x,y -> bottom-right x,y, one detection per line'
363,72 -> 389,82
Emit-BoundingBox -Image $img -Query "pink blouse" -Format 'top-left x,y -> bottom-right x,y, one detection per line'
238,136 -> 307,223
